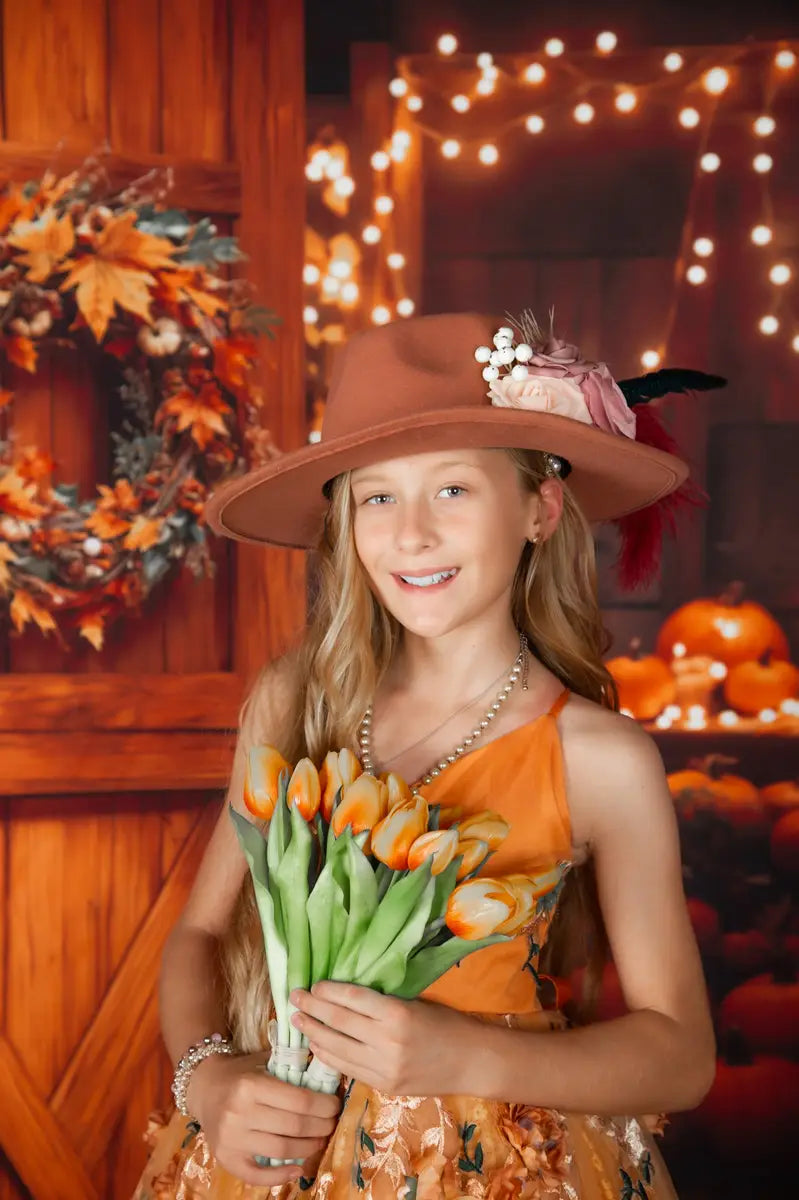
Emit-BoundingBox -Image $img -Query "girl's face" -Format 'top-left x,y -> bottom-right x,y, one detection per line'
350,448 -> 550,640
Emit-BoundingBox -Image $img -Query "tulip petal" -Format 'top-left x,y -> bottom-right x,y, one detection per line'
371,796 -> 428,870
407,829 -> 459,875
445,877 -> 517,939
287,758 -> 322,821
338,747 -> 363,786
382,771 -> 413,810
454,837 -> 490,880
244,746 -> 292,819
319,751 -> 343,823
454,811 -> 510,852
331,774 -> 388,838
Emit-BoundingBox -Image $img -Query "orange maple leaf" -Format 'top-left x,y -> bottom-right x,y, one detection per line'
5,334 -> 38,373
0,543 -> 17,592
122,515 -> 162,552
157,267 -> 228,318
7,209 -> 76,282
214,333 -> 257,391
0,468 -> 47,519
10,589 -> 57,635
84,509 -> 131,539
0,389 -> 13,409
77,612 -> 105,651
96,478 -> 140,513
157,381 -> 233,450
0,185 -> 39,231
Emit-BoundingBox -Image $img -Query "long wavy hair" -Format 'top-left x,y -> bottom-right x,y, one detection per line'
221,448 -> 618,1052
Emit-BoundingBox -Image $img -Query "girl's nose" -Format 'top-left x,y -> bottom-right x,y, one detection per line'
394,500 -> 436,553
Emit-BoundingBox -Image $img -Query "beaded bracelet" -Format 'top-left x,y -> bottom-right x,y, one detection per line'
171,1032 -> 236,1118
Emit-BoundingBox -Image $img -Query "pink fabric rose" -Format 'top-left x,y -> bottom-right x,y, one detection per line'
488,374 -> 592,423
520,336 -> 637,439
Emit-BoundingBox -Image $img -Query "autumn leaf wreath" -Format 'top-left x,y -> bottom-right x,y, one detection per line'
0,159 -> 278,651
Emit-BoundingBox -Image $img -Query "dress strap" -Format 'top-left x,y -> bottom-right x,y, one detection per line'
546,686 -> 570,719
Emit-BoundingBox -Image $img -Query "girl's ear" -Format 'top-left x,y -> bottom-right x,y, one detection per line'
528,478 -> 564,543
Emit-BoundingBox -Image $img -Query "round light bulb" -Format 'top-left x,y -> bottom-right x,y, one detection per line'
476,76 -> 495,95
389,77 -> 408,97
524,63 -> 546,84
305,160 -> 324,182
303,263 -> 321,285
303,306 -> 319,324
397,298 -> 415,317
451,93 -> 470,112
775,49 -> 796,70
641,349 -> 661,369
693,237 -> 714,257
687,264 -> 707,285
751,224 -> 773,245
392,131 -> 411,151
703,67 -> 730,95
759,315 -> 779,334
387,252 -> 406,269
406,95 -> 423,112
700,151 -> 721,172
574,102 -> 595,124
441,139 -> 461,158
596,31 -> 618,54
478,143 -> 499,165
371,150 -> 390,170
793,335 -> 799,353
544,38 -> 565,57
476,52 -> 493,69
525,114 -> 545,134
340,282 -> 359,304
679,107 -> 700,129
437,33 -> 458,56
663,52 -> 684,72
324,155 -> 346,180
753,153 -> 773,173
371,305 -> 391,325
770,263 -> 792,285
362,224 -> 382,244
615,89 -> 637,113
374,195 -> 394,214
321,276 -> 340,297
329,258 -> 352,279
753,114 -> 776,136
332,175 -> 355,197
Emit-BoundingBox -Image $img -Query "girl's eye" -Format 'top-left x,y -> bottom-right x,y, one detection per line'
364,493 -> 393,505
439,485 -> 465,499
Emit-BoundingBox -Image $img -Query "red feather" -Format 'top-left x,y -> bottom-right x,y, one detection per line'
613,405 -> 708,591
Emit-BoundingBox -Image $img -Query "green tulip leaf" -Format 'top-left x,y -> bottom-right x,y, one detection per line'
356,875 -> 436,992
392,932 -> 510,999
354,861 -> 433,978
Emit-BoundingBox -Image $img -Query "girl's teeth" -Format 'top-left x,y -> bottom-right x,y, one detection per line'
400,570 -> 456,587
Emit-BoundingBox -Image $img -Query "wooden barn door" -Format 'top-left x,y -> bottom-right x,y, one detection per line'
0,2 -> 306,1197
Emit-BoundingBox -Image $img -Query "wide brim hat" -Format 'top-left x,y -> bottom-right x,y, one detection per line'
206,312 -> 714,570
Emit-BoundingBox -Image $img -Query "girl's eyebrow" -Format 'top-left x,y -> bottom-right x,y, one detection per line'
352,460 -> 478,487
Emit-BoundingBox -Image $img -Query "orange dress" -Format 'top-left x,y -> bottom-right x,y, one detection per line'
133,688 -> 678,1199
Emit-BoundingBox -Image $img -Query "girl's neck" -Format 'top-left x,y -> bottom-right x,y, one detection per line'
385,620 -> 524,709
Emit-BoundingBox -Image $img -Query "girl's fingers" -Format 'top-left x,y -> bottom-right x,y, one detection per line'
231,1130 -> 328,1163
227,1157 -> 305,1188
245,1105 -> 337,1140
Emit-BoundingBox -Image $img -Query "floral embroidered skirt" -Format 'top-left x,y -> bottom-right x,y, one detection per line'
132,1010 -> 677,1200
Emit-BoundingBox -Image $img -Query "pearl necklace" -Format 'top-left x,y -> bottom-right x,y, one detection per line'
358,633 -> 529,795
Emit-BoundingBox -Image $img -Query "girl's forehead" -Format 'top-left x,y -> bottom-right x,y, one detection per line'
351,448 -> 503,481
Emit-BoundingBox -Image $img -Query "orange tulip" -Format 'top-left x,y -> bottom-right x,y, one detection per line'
287,757 -> 322,821
445,878 -> 517,939
494,866 -> 565,935
407,828 -> 459,875
454,837 -> 490,880
320,748 -> 363,822
338,747 -> 363,786
244,745 -> 292,819
454,811 -> 510,852
371,795 -> 429,870
382,771 -> 413,810
331,773 -> 388,838
437,805 -> 464,829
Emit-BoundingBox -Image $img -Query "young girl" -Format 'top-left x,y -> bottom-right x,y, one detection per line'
134,311 -> 717,1199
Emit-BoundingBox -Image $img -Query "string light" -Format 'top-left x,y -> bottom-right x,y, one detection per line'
392,130 -> 411,151
362,224 -> 382,244
406,95 -> 423,112
303,306 -> 319,324
389,77 -> 408,98
702,67 -> 730,94
332,175 -> 355,197
753,115 -> 776,136
770,263 -> 792,284
371,305 -> 392,324
478,143 -> 499,164
387,252 -> 406,269
753,153 -> 773,173
524,63 -> 546,84
678,107 -> 700,128
329,258 -> 352,279
596,31 -> 618,54
700,152 -> 721,172
441,139 -> 461,158
477,52 -> 493,70
476,76 -> 496,95
525,114 -> 545,134
375,195 -> 394,214
340,282 -> 359,305
759,315 -> 779,334
751,224 -> 773,245
687,264 -> 707,284
693,237 -> 714,257
793,335 -> 799,352
451,94 -> 471,112
324,156 -> 346,180
437,33 -> 458,56
397,298 -> 415,316
371,150 -> 390,170
305,160 -> 324,182
321,275 -> 341,298
574,102 -> 595,124
544,38 -> 565,57
615,89 -> 638,113
641,349 -> 661,369
774,49 -> 796,69
303,264 -> 321,284
663,52 -> 684,72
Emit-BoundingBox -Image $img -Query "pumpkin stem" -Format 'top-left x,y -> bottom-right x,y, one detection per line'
695,753 -> 738,779
628,637 -> 642,661
757,648 -> 774,668
718,1026 -> 753,1065
718,580 -> 745,607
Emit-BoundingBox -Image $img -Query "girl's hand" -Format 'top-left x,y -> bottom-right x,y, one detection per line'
290,982 -> 481,1096
186,1049 -> 341,1187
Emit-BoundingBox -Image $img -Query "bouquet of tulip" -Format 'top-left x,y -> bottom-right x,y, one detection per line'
230,745 -> 569,1163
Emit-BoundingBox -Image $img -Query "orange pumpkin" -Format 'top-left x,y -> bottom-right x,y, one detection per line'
686,897 -> 721,953
656,581 -> 789,668
771,809 -> 799,874
667,755 -> 765,832
722,930 -> 774,976
759,779 -> 799,822
724,649 -> 799,715
671,652 -> 717,710
719,963 -> 799,1055
605,637 -> 677,719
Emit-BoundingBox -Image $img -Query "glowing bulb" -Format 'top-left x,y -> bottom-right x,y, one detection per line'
664,705 -> 682,719
754,115 -> 776,136
324,155 -> 346,180
655,714 -> 674,729
687,264 -> 707,285
596,31 -> 618,54
770,263 -> 791,285
524,63 -> 546,83
703,67 -> 730,94
663,52 -> 684,72
321,276 -> 340,298
482,64 -> 499,81
759,315 -> 779,334
709,661 -> 727,680
615,89 -> 637,113
477,52 -> 493,69
775,49 -> 796,70
392,131 -> 412,151
332,175 -> 355,197
751,224 -> 773,245
371,150 -> 390,170
387,252 -> 406,269
672,643 -> 687,658
544,38 -> 565,57
389,77 -> 408,97
305,160 -> 324,182
340,281 -> 359,304
441,139 -> 461,158
793,335 -> 799,353
397,298 -> 415,317
693,237 -> 714,257
753,153 -> 773,173
700,152 -> 721,172
574,102 -> 595,124
759,708 -> 778,723
362,224 -> 382,244
303,263 -> 321,285
371,305 -> 391,325
451,94 -> 470,112
374,195 -> 394,214
679,107 -> 700,128
718,710 -> 739,727
525,114 -> 545,134
303,306 -> 318,324
641,349 -> 661,369
476,76 -> 495,95
312,150 -> 331,169
406,95 -> 423,112
478,143 -> 499,165
437,33 -> 458,56
782,697 -> 799,714
329,258 -> 352,279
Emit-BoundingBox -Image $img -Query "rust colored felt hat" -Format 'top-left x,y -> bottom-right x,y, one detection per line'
206,311 -> 723,587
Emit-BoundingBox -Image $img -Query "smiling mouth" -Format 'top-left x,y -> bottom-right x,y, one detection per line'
394,568 -> 459,589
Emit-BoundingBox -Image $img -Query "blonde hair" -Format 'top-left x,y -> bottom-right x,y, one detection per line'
220,448 -> 617,1050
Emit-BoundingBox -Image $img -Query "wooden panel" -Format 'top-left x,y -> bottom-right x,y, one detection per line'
108,0 -> 162,152
0,672 -> 243,730
0,731 -> 234,794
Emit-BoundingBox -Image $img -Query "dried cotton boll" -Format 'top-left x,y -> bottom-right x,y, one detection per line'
137,318 -> 182,357
28,309 -> 53,337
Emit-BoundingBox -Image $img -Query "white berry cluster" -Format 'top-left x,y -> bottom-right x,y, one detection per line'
474,325 -> 535,383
